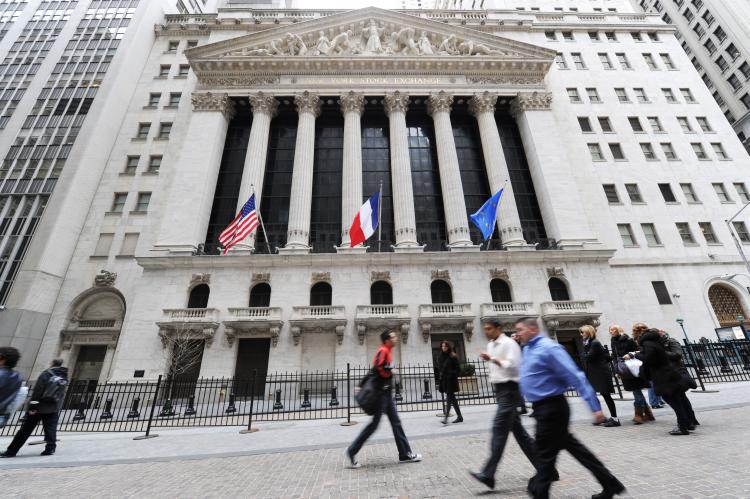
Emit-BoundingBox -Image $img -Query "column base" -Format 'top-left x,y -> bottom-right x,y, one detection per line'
335,245 -> 368,254
393,244 -> 425,253
277,246 -> 311,255
448,244 -> 481,253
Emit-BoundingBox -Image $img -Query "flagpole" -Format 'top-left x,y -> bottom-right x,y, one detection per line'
252,184 -> 271,254
377,181 -> 383,253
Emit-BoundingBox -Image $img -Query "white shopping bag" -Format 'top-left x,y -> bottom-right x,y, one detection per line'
624,358 -> 642,377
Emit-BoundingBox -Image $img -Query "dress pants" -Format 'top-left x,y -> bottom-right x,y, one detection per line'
662,390 -> 692,432
4,412 -> 58,455
348,390 -> 412,460
479,382 -> 539,479
528,395 -> 620,499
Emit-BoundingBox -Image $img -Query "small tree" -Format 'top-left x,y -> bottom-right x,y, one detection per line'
159,326 -> 207,404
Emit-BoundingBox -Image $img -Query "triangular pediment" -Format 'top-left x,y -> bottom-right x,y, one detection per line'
186,7 -> 555,84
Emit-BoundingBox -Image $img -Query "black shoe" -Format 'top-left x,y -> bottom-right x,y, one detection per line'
603,418 -> 621,427
669,427 -> 689,435
441,418 -> 449,425
692,420 -> 700,426
470,471 -> 495,490
344,449 -> 360,469
688,425 -> 696,431
40,449 -> 55,456
0,452 -> 16,458
398,452 -> 422,463
452,417 -> 463,424
592,480 -> 626,499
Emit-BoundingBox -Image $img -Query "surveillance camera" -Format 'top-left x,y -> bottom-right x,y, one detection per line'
672,294 -> 681,299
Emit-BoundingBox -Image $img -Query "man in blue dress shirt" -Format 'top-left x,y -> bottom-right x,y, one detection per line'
515,318 -> 625,499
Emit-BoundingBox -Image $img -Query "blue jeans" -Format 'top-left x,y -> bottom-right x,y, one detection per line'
348,391 -> 412,460
632,388 -> 647,408
648,384 -> 664,406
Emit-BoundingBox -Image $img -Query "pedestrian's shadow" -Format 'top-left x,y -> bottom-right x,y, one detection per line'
475,486 -> 528,496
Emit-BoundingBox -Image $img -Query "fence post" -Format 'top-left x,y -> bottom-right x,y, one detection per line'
134,375 -> 161,440
240,369 -> 259,434
340,363 -> 357,426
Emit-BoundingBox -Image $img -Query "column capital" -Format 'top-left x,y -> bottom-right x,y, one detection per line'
191,92 -> 235,120
383,91 -> 409,116
294,91 -> 322,117
339,91 -> 365,116
249,92 -> 279,118
427,91 -> 453,116
510,91 -> 553,118
468,92 -> 498,116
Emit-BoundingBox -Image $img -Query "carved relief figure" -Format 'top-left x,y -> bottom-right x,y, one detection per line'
458,39 -> 503,56
286,33 -> 308,56
314,31 -> 331,55
395,27 -> 418,55
417,31 -> 433,55
438,34 -> 459,55
330,30 -> 354,55
268,38 -> 285,56
364,20 -> 384,53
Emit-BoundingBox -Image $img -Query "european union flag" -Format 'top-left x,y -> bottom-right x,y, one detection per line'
469,188 -> 504,241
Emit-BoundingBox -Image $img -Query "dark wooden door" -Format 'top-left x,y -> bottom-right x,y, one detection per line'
234,338 -> 271,397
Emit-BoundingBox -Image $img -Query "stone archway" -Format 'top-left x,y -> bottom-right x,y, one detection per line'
708,283 -> 748,327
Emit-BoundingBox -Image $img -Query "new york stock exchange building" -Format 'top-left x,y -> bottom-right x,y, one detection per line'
10,3 -> 750,387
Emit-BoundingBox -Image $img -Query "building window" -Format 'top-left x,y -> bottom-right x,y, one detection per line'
310,282 -> 333,306
370,281 -> 393,305
652,281 -> 673,305
148,93 -> 161,107
125,156 -> 139,174
734,183 -> 750,203
733,222 -> 750,243
703,39 -> 717,55
148,155 -> 162,173
662,88 -> 677,103
628,116 -> 644,132
691,142 -> 708,159
643,53 -> 658,70
696,117 -> 713,132
728,74 -> 742,91
555,53 -> 568,69
598,117 -> 614,132
605,31 -> 617,42
726,43 -> 740,61
187,40 -> 198,49
548,278 -> 570,301
680,88 -> 696,103
634,88 -> 650,103
661,142 -> 678,160
648,116 -> 664,132
641,142 -> 658,160
188,284 -> 210,308
658,183 -> 677,202
572,53 -> 586,69
742,93 -> 750,110
691,0 -> 703,9
545,31 -> 557,41
490,279 -> 512,303
739,62 -> 750,79
586,88 -> 602,103
713,91 -> 725,106
711,143 -> 729,160
676,222 -> 696,244
609,143 -> 626,160
167,40 -> 179,53
716,55 -> 729,72
713,183 -> 732,203
699,222 -> 718,244
632,32 -> 643,42
93,233 -> 114,257
647,32 -> 659,42
678,117 -> 693,132
714,26 -> 727,42
625,184 -> 643,203
680,183 -> 700,203
578,117 -> 593,132
431,280 -> 453,304
168,92 -> 182,107
588,31 -> 600,42
178,64 -> 190,77
134,192 -> 151,212
616,53 -> 631,69
641,223 -> 661,246
588,143 -> 605,161
119,233 -> 139,256
603,184 -> 620,203
249,283 -> 272,307
599,53 -> 614,70
618,224 -> 637,246
158,122 -> 172,139
562,31 -> 574,41
660,53 -> 676,69
111,193 -> 127,213
136,123 -> 150,139
567,88 -> 582,103
615,88 -> 630,103
693,23 -> 705,38
158,64 -> 170,77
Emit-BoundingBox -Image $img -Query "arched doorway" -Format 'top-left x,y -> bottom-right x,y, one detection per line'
548,277 -> 571,301
249,282 -> 271,307
187,284 -> 210,308
490,279 -> 512,303
430,279 -> 453,304
708,283 -> 748,327
370,280 -> 393,305
310,282 -> 332,306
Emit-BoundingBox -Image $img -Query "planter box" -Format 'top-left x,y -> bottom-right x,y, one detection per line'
458,376 -> 479,395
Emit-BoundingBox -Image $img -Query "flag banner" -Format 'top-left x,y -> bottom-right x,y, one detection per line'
349,192 -> 380,248
469,188 -> 504,241
219,194 -> 259,254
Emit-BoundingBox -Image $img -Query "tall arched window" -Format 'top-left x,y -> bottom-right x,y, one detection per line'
708,283 -> 747,326
548,278 -> 570,301
370,281 -> 393,305
431,280 -> 453,304
310,282 -> 332,306
249,283 -> 271,307
187,284 -> 210,308
490,279 -> 512,303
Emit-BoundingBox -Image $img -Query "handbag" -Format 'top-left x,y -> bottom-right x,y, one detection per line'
355,372 -> 381,416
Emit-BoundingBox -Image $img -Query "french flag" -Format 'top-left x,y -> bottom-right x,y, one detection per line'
349,192 -> 380,248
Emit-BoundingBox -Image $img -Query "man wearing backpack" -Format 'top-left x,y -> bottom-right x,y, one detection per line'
0,347 -> 24,428
1,358 -> 68,457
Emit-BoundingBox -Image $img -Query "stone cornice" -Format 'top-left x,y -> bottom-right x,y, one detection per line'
191,92 -> 235,120
339,91 -> 365,115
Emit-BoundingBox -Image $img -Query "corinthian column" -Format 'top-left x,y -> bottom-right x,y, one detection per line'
282,91 -> 321,253
384,92 -> 420,251
339,92 -> 365,249
155,92 -> 235,254
427,91 -> 474,249
235,92 -> 278,252
469,92 -> 526,247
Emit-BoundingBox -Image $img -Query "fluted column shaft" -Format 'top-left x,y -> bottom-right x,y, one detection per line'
236,93 -> 278,251
469,92 -> 525,247
339,92 -> 365,247
384,92 -> 419,249
427,92 -> 472,248
284,92 -> 321,251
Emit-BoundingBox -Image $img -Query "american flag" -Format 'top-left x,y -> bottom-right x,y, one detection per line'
218,194 -> 259,254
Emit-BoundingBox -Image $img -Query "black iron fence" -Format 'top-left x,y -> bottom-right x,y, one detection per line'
682,339 -> 750,384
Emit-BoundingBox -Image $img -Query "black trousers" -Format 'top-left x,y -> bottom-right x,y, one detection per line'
528,396 -> 619,499
4,412 -> 59,455
442,390 -> 461,418
348,391 -> 412,460
662,390 -> 693,431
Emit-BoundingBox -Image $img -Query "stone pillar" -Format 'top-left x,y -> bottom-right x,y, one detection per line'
511,91 -> 596,248
338,92 -> 365,249
155,92 -> 235,254
427,91 -> 474,250
383,92 -> 420,251
235,92 -> 278,252
468,92 -> 526,248
282,91 -> 321,253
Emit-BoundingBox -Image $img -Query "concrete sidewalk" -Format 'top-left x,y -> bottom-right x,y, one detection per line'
1,381 -> 747,470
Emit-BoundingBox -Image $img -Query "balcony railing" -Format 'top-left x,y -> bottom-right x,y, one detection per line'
480,302 -> 535,316
76,319 -> 117,328
227,307 -> 282,321
356,304 -> 409,318
540,300 -> 596,315
419,303 -> 472,317
291,305 -> 346,319
161,308 -> 220,321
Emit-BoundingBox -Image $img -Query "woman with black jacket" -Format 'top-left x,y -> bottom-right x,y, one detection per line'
629,328 -> 693,435
580,325 -> 620,427
438,341 -> 462,424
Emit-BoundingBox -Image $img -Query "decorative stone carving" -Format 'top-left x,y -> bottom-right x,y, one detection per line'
489,268 -> 509,280
458,40 -> 505,56
421,322 -> 431,343
427,91 -> 453,116
400,323 -> 410,344
546,267 -> 565,277
294,91 -> 322,117
225,325 -> 280,347
191,92 -> 235,120
371,271 -> 391,282
198,76 -> 280,87
335,325 -> 346,345
544,317 -> 599,332
158,327 -> 215,349
285,33 -> 307,56
437,34 -> 459,55
467,75 -> 545,86
249,92 -> 278,117
252,272 -> 270,283
364,20 -> 384,53
357,324 -> 367,345
312,272 -> 331,283
94,270 -> 117,288
339,91 -> 365,116
330,30 -> 356,55
464,321 -> 474,342
383,92 -> 410,116
431,270 -> 450,281
510,91 -> 553,118
417,31 -> 433,55
313,31 -> 332,55
468,92 -> 498,116
291,325 -> 302,346
190,273 -> 211,285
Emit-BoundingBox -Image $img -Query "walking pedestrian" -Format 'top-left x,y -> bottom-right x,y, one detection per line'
470,318 -> 556,490
580,326 -> 620,427
1,358 -> 68,457
658,329 -> 699,428
0,347 -> 23,428
346,330 -> 421,468
648,384 -> 665,409
515,318 -> 625,499
437,341 -> 462,425
609,325 -> 653,424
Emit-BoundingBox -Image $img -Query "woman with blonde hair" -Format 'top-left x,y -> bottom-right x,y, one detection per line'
580,325 -> 620,427
610,324 -> 653,424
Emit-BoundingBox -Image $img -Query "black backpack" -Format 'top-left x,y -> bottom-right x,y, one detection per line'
355,371 -> 381,415
40,371 -> 68,406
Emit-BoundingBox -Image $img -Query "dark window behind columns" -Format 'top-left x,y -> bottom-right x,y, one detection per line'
407,97 -> 446,251
310,99 -> 343,253
204,97 -> 251,254
362,97 -> 394,252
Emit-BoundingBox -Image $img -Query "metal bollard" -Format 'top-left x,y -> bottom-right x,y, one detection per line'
422,379 -> 432,400
225,393 -> 237,413
742,352 -> 750,371
127,397 -> 141,419
273,389 -> 283,410
158,399 -> 175,417
184,396 -> 197,416
719,356 -> 733,374
100,398 -> 113,420
329,386 -> 339,407
301,389 -> 311,409
394,382 -> 403,402
696,358 -> 709,376
94,396 -> 101,410
72,400 -> 86,422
